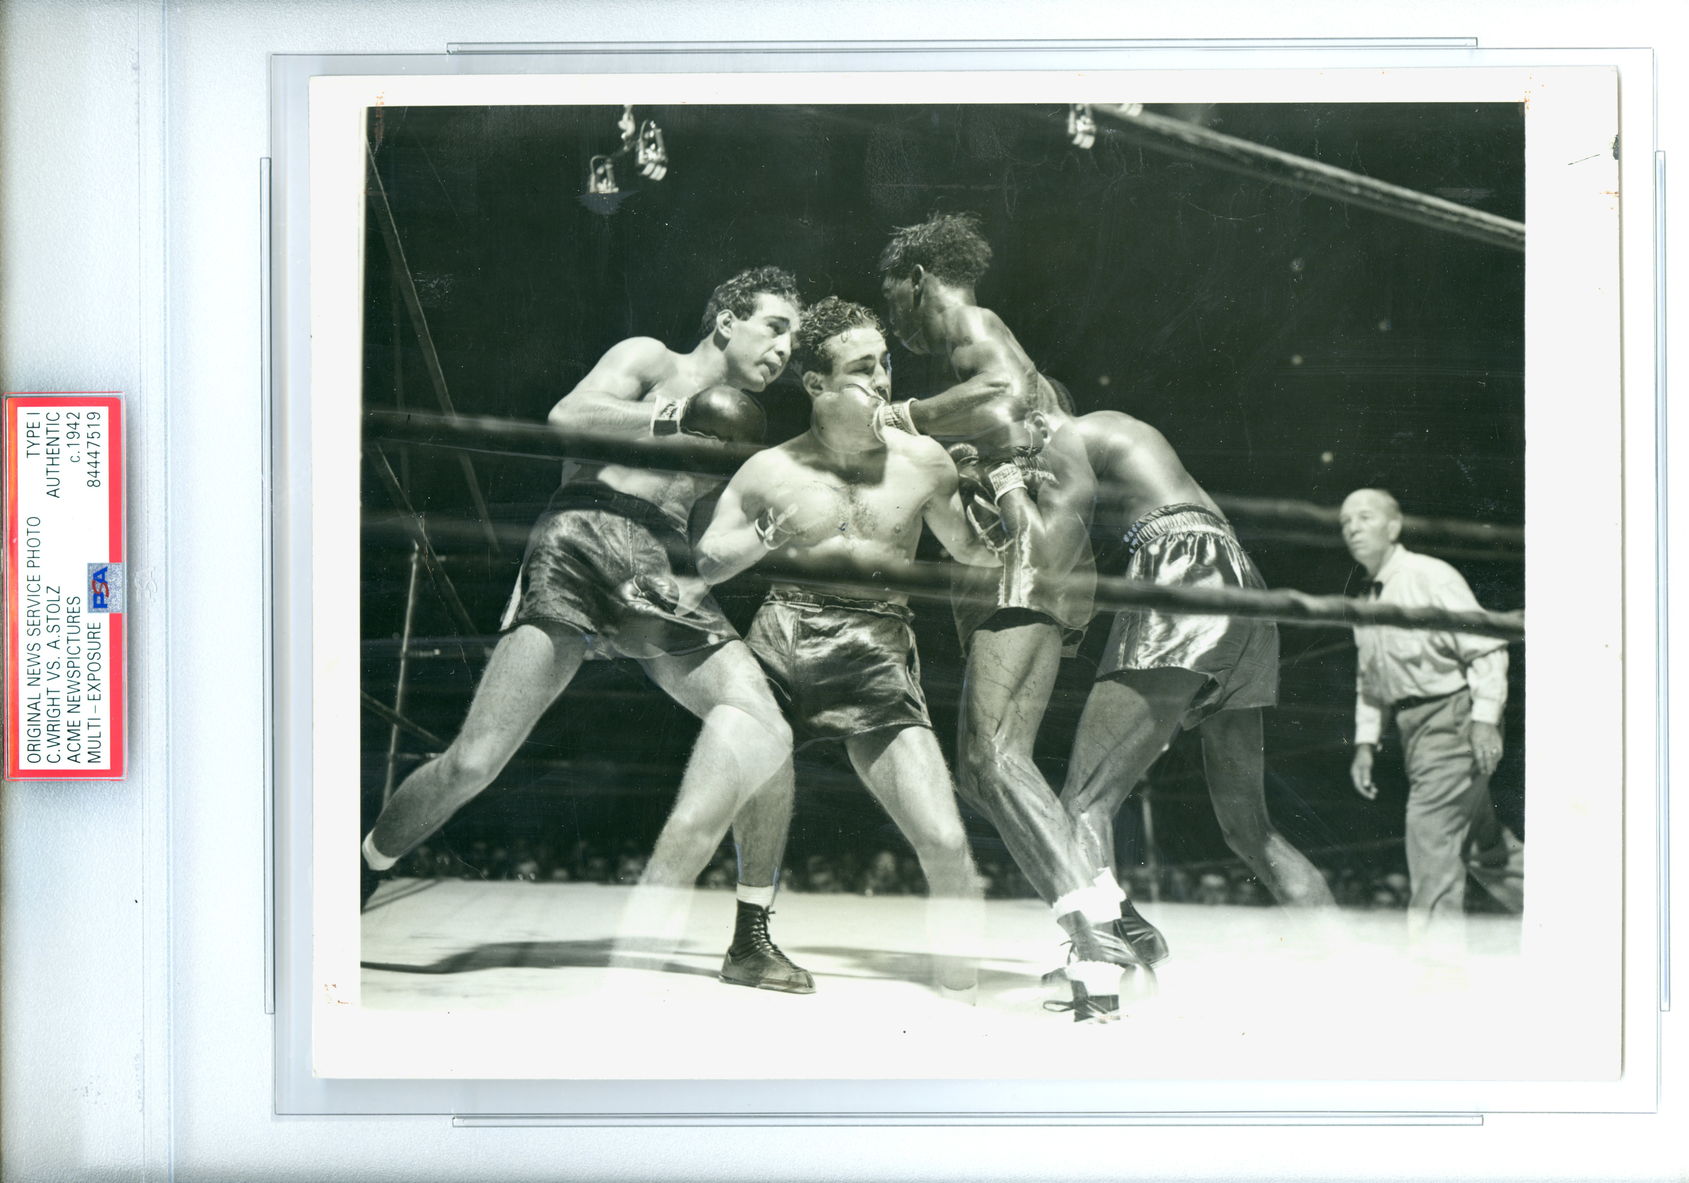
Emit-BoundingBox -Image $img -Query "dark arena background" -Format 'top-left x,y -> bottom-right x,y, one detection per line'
358,101 -> 1524,916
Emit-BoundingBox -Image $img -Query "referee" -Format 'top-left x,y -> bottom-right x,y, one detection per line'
1339,488 -> 1525,949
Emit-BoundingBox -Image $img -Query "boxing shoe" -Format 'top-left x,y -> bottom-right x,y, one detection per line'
1043,914 -> 1157,1001
1043,981 -> 1120,1024
360,858 -> 383,912
719,901 -> 816,995
1117,899 -> 1170,967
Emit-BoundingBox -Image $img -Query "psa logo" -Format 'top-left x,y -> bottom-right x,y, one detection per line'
86,562 -> 124,613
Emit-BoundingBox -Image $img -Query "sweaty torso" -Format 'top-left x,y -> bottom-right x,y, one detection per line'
1076,410 -> 1218,530
746,434 -> 942,605
576,354 -> 728,530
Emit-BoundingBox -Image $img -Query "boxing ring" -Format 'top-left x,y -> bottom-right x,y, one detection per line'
353,100 -> 1527,1029
359,879 -> 1526,1075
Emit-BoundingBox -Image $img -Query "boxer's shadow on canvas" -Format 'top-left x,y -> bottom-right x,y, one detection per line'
361,938 -> 716,979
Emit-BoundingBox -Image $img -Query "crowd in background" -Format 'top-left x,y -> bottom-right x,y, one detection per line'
390,837 -> 1427,911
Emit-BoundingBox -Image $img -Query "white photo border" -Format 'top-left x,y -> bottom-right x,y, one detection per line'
270,46 -> 1657,1117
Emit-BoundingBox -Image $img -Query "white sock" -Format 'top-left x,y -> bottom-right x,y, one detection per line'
1053,886 -> 1119,928
362,832 -> 397,872
1067,960 -> 1122,994
1052,887 -> 1090,921
1078,889 -> 1120,927
1091,869 -> 1127,905
736,883 -> 775,909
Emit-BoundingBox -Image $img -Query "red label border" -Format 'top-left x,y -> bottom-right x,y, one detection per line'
4,393 -> 126,780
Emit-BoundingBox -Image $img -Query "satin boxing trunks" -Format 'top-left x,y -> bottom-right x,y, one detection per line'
746,588 -> 932,747
1096,503 -> 1279,729
500,480 -> 736,660
951,505 -> 1097,654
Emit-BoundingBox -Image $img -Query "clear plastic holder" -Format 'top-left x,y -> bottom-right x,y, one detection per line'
264,38 -> 1663,1129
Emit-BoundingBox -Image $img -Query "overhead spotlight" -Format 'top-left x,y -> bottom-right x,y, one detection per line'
1067,103 -> 1097,150
579,153 -> 629,215
580,107 -> 666,214
636,120 -> 668,181
587,154 -> 619,196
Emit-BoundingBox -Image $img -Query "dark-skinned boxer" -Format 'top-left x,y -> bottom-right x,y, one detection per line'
877,213 -> 1148,1021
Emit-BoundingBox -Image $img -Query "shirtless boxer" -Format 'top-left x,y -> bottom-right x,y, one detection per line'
693,297 -> 994,993
360,267 -> 814,994
877,213 -> 1147,1019
1057,408 -> 1337,939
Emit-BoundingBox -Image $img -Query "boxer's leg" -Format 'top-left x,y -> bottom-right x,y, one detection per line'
847,725 -> 984,992
954,619 -> 1091,905
958,619 -> 1147,1010
366,623 -> 587,871
639,639 -> 810,992
847,725 -> 982,902
1060,667 -> 1203,877
1199,707 -> 1334,906
639,639 -> 794,887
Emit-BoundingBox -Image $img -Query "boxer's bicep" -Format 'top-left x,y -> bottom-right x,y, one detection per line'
548,337 -> 667,432
1026,470 -> 1095,571
916,335 -> 1028,436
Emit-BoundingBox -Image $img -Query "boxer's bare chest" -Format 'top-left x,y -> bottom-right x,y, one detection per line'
789,453 -> 929,547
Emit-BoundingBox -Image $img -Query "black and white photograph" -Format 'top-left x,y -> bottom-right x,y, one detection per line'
303,66 -> 1625,1087
4,2 -> 1680,1175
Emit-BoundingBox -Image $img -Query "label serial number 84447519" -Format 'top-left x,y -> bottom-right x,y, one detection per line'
63,410 -> 104,488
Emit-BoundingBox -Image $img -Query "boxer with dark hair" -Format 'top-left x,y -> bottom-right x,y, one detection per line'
878,213 -> 1146,1020
361,267 -> 816,994
694,296 -> 996,995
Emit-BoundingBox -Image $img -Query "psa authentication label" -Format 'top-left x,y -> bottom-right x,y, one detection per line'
4,394 -> 125,779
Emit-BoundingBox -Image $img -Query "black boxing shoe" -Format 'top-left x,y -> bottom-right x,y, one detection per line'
360,858 -> 383,912
719,901 -> 815,995
1045,909 -> 1153,968
1117,899 -> 1170,967
1043,915 -> 1157,1005
1043,981 -> 1120,1024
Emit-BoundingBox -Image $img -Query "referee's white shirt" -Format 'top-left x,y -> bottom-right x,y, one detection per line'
1352,545 -> 1509,746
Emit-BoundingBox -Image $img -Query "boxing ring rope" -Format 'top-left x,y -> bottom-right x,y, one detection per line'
363,407 -> 1524,640
366,143 -> 502,555
767,552 -> 1523,639
365,409 -> 1526,555
1086,105 -> 1526,254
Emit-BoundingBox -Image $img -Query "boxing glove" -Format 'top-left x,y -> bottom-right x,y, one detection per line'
969,432 -> 1057,498
613,573 -> 716,657
871,398 -> 920,441
948,443 -> 1012,554
650,385 -> 767,445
